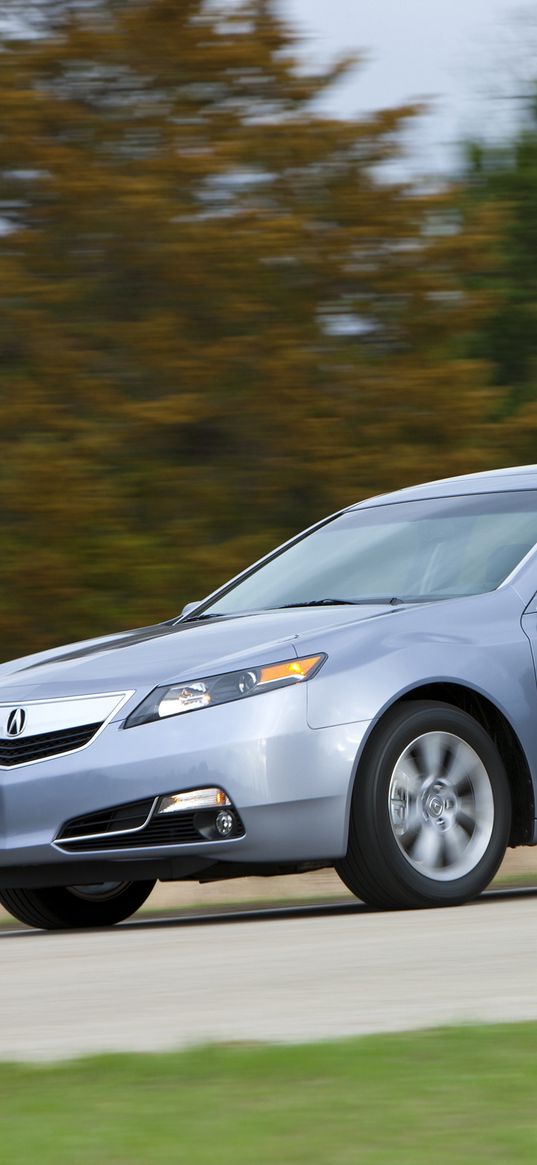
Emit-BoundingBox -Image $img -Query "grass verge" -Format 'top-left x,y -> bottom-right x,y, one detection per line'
3,1024 -> 537,1164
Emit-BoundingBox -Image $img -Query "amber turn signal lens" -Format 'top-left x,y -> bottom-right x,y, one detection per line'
258,656 -> 324,685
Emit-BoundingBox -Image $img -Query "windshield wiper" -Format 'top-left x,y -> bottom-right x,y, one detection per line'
275,598 -> 394,609
180,612 -> 226,622
274,596 -> 441,609
184,596 -> 438,620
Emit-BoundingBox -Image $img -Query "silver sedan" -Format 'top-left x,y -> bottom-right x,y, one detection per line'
1,464 -> 537,929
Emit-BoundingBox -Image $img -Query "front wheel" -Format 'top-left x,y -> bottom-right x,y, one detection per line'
336,701 -> 511,909
0,879 -> 156,930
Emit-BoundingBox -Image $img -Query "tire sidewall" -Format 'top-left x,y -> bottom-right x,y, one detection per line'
58,879 -> 155,926
0,878 -> 156,929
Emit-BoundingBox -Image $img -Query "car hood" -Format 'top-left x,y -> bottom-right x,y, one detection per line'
0,605 -> 393,707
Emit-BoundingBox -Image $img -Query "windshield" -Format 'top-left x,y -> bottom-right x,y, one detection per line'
196,491 -> 537,616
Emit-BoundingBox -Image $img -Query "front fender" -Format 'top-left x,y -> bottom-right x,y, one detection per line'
304,588 -> 537,788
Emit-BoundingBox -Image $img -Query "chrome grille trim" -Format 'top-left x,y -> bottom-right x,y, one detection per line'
53,798 -> 159,848
0,690 -> 135,768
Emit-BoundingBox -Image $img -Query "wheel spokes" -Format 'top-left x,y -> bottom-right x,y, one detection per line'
414,732 -> 446,778
442,822 -> 471,867
443,738 -> 479,791
411,824 -> 443,870
388,729 -> 495,882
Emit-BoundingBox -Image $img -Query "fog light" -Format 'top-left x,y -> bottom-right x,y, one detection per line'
157,788 -> 230,814
215,810 -> 235,837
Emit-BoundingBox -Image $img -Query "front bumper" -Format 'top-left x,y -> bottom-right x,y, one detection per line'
0,685 -> 370,882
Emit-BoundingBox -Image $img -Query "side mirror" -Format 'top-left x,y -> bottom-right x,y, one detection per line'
180,600 -> 203,619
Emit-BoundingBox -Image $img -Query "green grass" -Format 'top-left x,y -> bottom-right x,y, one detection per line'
3,1024 -> 537,1164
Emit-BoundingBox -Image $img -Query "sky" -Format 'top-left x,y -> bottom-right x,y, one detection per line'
281,0 -> 535,172
0,1 -> 534,172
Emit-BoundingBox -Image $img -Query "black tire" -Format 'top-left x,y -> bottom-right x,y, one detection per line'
336,701 -> 511,910
0,879 -> 156,930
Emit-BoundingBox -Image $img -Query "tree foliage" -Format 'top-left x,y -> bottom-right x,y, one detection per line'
456,98 -> 537,471
0,0 -> 509,657
464,104 -> 537,394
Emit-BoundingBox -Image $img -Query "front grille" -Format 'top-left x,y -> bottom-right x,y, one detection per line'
56,798 -> 245,852
0,722 -> 103,767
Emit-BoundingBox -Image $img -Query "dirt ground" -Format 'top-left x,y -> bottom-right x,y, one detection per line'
0,843 -> 533,922
2,847 -> 535,921
141,846 -> 537,912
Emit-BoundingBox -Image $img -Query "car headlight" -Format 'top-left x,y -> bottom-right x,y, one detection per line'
124,654 -> 326,727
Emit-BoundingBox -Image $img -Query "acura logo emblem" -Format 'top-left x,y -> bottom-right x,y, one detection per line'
6,708 -> 27,737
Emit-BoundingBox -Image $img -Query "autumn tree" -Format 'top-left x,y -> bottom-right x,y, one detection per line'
0,0 -> 503,658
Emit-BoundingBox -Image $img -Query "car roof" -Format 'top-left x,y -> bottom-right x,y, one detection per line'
348,465 -> 537,510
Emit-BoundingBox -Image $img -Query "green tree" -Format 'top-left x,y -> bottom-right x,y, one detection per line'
458,96 -> 537,467
464,104 -> 537,400
0,0 -> 502,658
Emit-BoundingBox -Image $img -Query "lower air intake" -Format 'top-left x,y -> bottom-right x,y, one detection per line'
56,797 -> 245,851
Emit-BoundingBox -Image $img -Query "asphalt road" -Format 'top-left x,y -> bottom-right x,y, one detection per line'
1,891 -> 537,1062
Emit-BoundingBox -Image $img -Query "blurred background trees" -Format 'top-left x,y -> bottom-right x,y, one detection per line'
462,102 -> 537,440
0,0 -> 534,656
